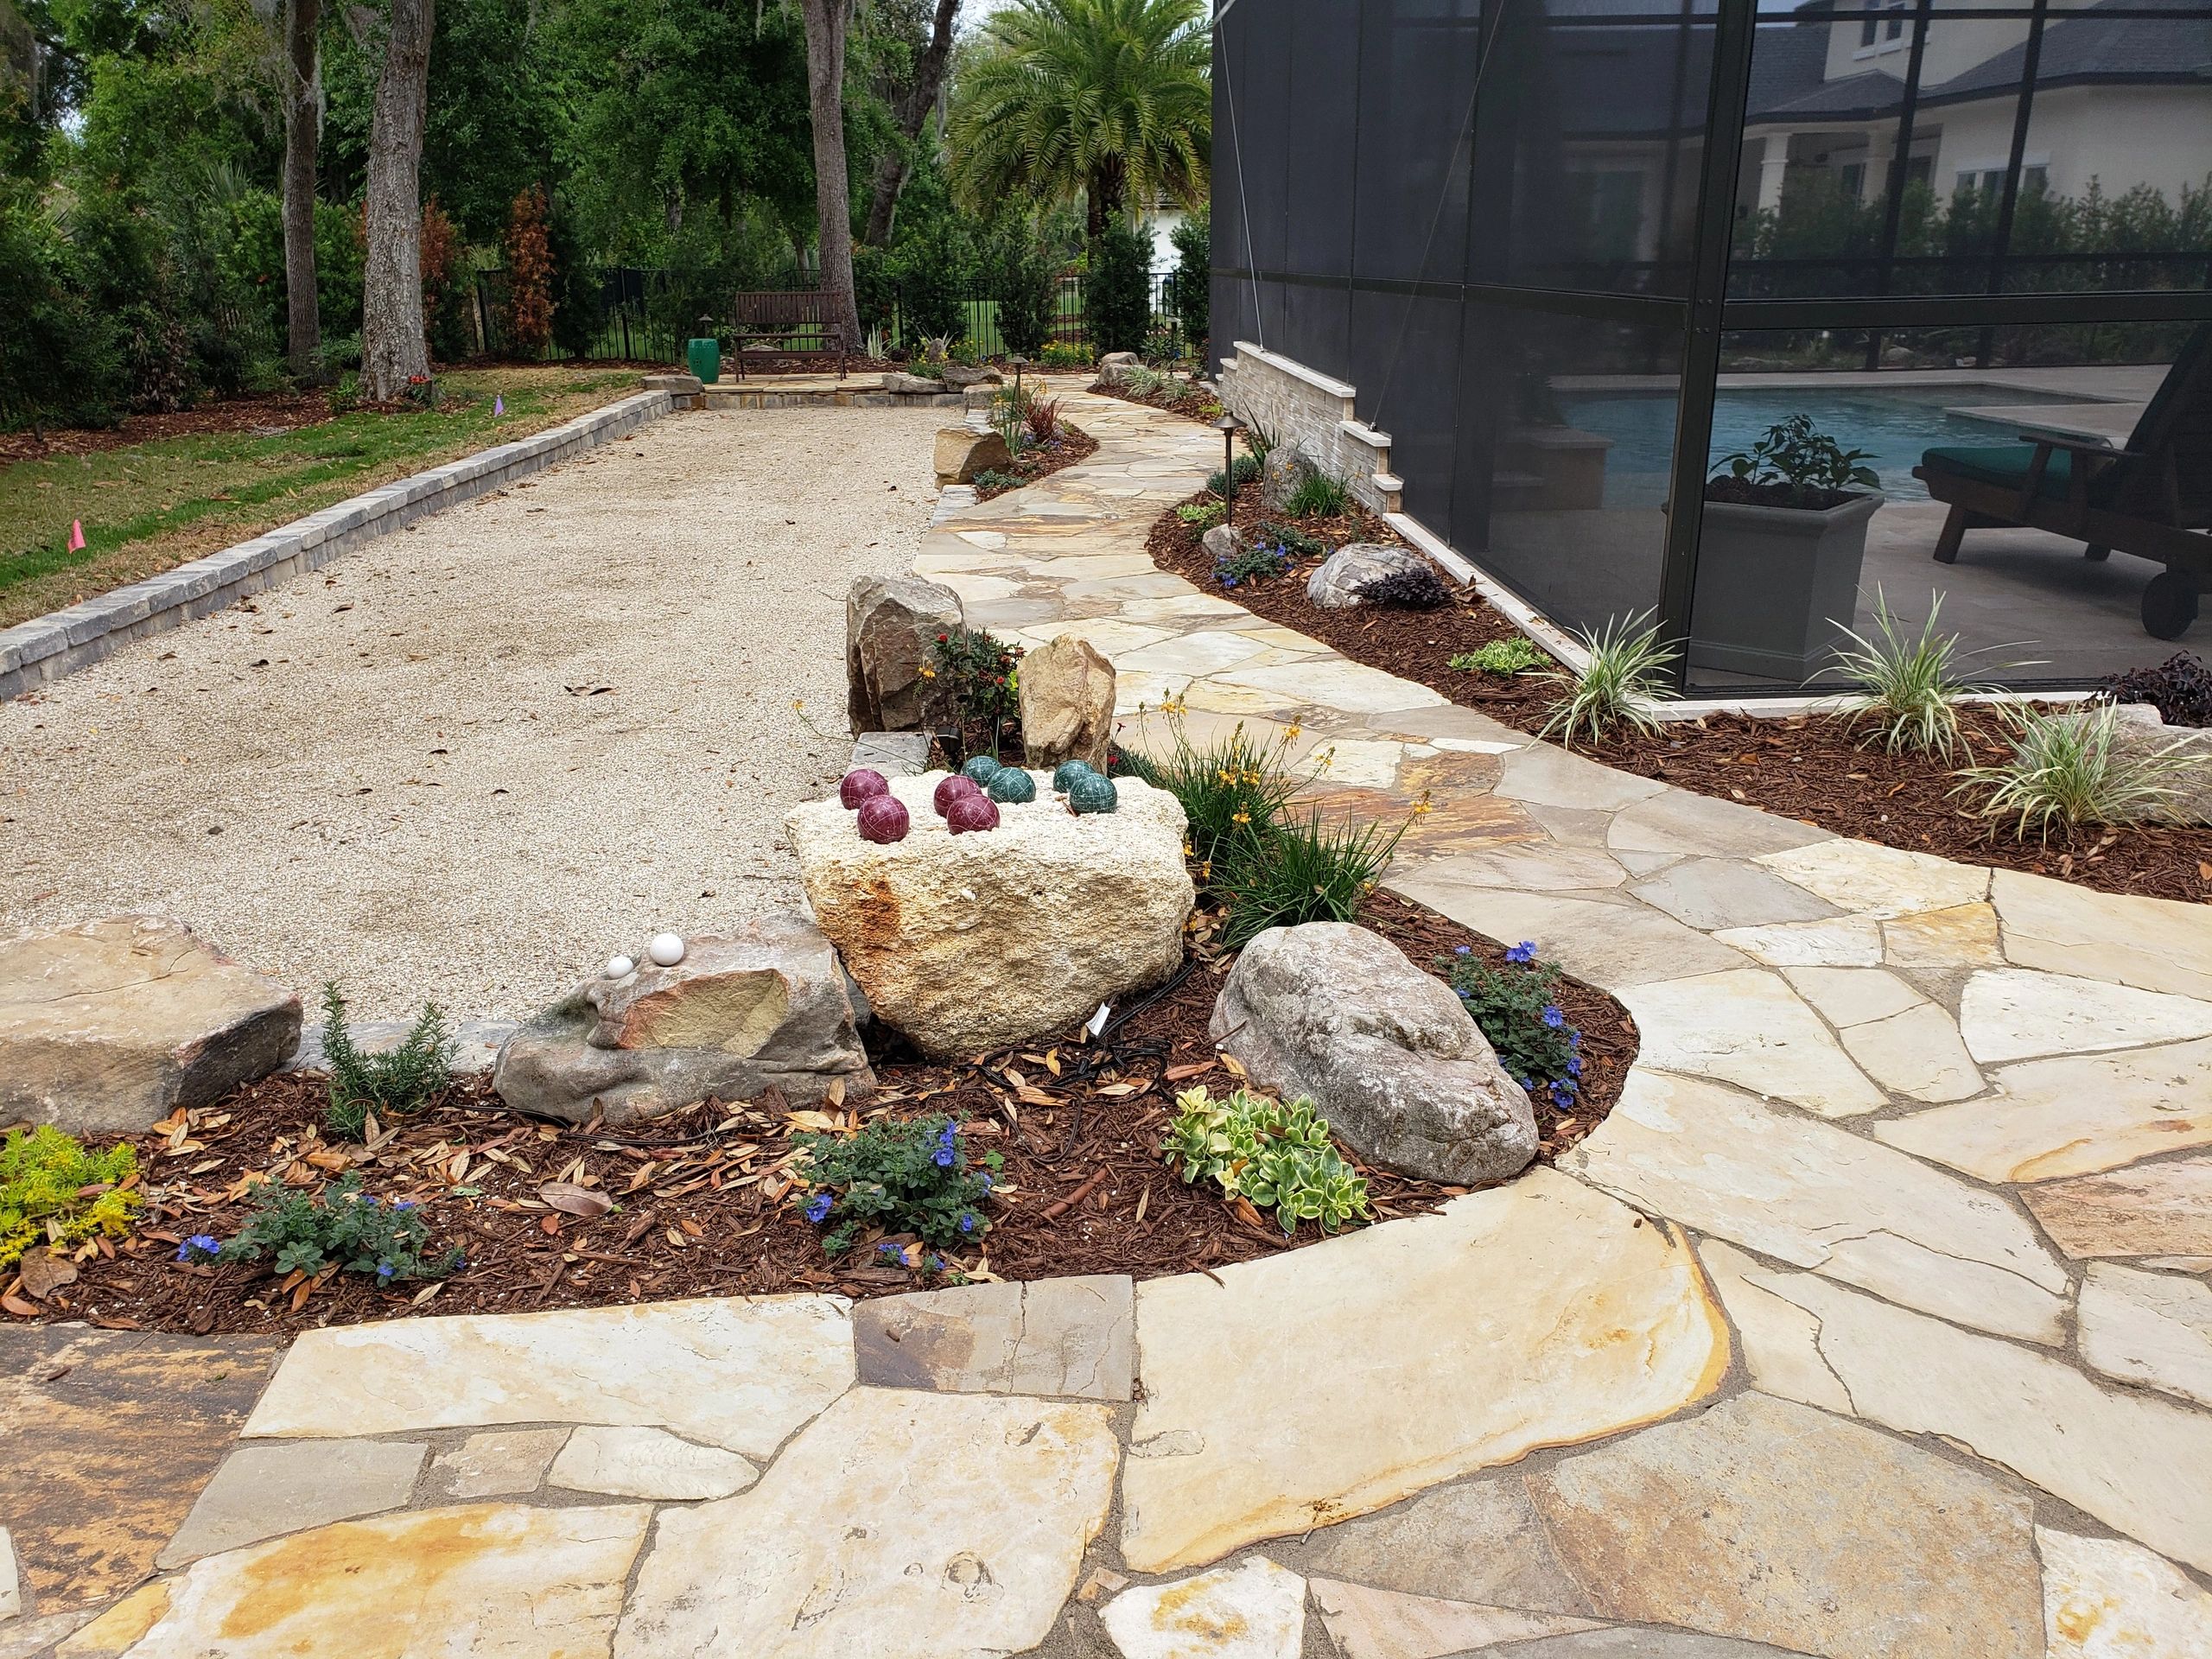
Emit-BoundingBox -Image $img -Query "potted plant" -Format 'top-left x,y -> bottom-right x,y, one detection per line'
1689,414 -> 1883,683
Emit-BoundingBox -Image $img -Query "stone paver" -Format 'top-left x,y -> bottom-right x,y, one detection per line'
2022,1157 -> 2212,1259
547,1426 -> 759,1501
155,1439 -> 425,1567
852,1274 -> 1134,1400
1530,1393 -> 2044,1659
1119,1168 -> 1725,1573
1567,1071 -> 2068,1343
244,1295 -> 854,1458
41,384 -> 2212,1659
613,1388 -> 1117,1659
1100,1557 -> 1306,1659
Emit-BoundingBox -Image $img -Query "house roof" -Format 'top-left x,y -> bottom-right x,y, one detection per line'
1743,0 -> 2212,129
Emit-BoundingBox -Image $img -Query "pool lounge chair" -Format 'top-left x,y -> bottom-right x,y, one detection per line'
1913,323 -> 2212,639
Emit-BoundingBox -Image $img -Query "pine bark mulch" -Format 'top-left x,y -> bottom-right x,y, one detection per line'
6,894 -> 1631,1338
1148,489 -> 2212,904
1085,378 -> 1221,420
972,422 -> 1100,501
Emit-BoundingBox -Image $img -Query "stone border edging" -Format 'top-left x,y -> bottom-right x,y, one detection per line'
0,388 -> 677,702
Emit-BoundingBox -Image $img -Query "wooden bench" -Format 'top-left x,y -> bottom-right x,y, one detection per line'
727,291 -> 848,379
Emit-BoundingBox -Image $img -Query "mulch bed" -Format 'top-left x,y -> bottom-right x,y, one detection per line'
0,391 -> 336,466
1086,377 -> 1220,421
972,421 -> 1100,501
1148,490 -> 2212,904
7,895 -> 1632,1338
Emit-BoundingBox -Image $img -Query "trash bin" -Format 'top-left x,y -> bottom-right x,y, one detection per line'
686,335 -> 721,386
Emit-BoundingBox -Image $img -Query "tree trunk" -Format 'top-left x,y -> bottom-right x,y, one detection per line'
861,0 -> 959,247
360,0 -> 434,401
800,0 -> 863,353
1087,158 -> 1128,243
281,0 -> 321,382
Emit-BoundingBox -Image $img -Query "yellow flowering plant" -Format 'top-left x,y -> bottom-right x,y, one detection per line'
1,1125 -> 142,1271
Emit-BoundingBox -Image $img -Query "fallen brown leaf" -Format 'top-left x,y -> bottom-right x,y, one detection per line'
539,1181 -> 613,1218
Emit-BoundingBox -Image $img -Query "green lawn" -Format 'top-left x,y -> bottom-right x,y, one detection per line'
0,367 -> 639,630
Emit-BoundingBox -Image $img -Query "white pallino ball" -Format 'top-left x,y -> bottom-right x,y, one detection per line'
647,931 -> 687,968
605,954 -> 635,979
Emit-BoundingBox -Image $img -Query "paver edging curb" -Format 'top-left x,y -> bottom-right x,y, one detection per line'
0,389 -> 677,702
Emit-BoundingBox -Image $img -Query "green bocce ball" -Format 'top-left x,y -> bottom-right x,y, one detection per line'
1052,760 -> 1095,794
1068,772 -> 1119,815
960,754 -> 1003,785
988,767 -> 1037,804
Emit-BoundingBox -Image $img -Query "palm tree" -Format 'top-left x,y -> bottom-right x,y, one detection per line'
947,0 -> 1210,242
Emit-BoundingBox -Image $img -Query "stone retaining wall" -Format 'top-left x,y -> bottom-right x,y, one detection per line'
0,389 -> 675,702
1215,340 -> 1402,517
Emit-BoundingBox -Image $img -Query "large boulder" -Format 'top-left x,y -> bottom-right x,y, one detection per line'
2111,702 -> 2212,825
1200,524 -> 1244,567
847,574 -> 964,736
1019,634 -> 1116,771
1257,441 -> 1319,513
787,772 -> 1192,1057
881,371 -> 943,397
1097,352 -> 1141,386
1306,543 -> 1437,609
1210,922 -> 1537,1185
935,427 -> 1013,484
941,365 -> 1002,390
493,912 -> 874,1124
0,915 -> 301,1135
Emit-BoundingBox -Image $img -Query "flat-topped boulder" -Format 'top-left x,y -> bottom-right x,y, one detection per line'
493,912 -> 874,1123
786,771 -> 1192,1056
0,915 -> 301,1135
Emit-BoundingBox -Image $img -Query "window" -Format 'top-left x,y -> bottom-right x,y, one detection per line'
1859,0 -> 1906,50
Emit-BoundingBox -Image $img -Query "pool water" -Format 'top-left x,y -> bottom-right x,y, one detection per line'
1554,384 -> 2088,507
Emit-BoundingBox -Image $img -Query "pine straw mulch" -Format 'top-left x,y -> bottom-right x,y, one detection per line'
4,895 -> 1633,1338
971,421 -> 1100,501
1085,377 -> 1221,421
1148,490 -> 2212,904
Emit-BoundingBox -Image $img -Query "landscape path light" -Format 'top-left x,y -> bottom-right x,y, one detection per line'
1215,413 -> 1246,508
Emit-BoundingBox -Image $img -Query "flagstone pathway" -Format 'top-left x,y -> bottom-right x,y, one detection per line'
7,385 -> 2212,1658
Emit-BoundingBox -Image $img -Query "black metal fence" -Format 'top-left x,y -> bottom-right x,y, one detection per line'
466,267 -> 1184,364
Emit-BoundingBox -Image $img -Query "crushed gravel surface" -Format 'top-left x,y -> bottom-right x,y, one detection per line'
0,405 -> 950,1018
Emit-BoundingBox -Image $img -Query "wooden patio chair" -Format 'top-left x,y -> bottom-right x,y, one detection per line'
1912,322 -> 2212,639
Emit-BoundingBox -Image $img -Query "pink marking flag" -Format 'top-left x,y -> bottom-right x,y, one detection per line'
67,519 -> 86,552
493,394 -> 505,416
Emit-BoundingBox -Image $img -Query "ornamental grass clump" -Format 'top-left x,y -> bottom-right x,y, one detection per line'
1287,469 -> 1352,519
202,1172 -> 462,1285
1124,698 -> 1306,868
1823,591 -> 2026,759
1439,941 -> 1585,1114
1212,807 -> 1410,948
1954,702 -> 2199,844
793,1115 -> 1001,1258
2,1125 -> 142,1271
1163,1086 -> 1371,1235
320,982 -> 457,1140
1537,610 -> 1679,749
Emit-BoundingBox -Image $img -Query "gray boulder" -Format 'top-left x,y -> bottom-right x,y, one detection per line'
1307,543 -> 1437,609
493,912 -> 874,1124
1257,441 -> 1319,512
847,573 -> 963,735
881,371 -> 943,396
1200,523 -> 1245,565
0,915 -> 302,1135
2111,702 -> 2212,825
941,364 -> 1002,390
1211,922 -> 1537,1185
1098,352 -> 1141,386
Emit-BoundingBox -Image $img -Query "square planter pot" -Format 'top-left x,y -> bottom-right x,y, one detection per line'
1688,491 -> 1883,683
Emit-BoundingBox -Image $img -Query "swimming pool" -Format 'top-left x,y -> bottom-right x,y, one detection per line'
1554,383 -> 2089,506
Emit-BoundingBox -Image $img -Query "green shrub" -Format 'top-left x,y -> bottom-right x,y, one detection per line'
1438,942 -> 1584,1113
973,467 -> 1023,493
1537,610 -> 1680,749
930,626 -> 1025,743
1954,702 -> 2200,844
1254,521 -> 1323,559
1213,535 -> 1294,590
793,1116 -> 1001,1257
1170,209 -> 1209,350
1162,1086 -> 1370,1235
1287,469 -> 1351,518
1204,454 -> 1262,495
1039,340 -> 1091,370
320,982 -> 457,1140
0,196 -> 120,432
209,1173 -> 461,1284
2,1126 -> 142,1271
1176,499 -> 1226,530
1451,638 -> 1547,676
1212,806 -> 1408,947
1089,219 -> 1154,356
